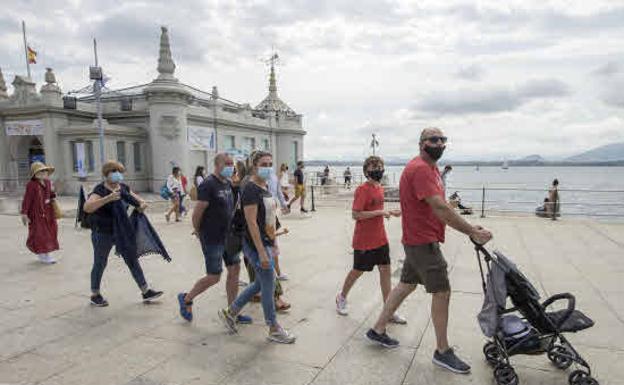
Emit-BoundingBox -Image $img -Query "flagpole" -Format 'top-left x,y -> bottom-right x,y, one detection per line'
22,21 -> 31,79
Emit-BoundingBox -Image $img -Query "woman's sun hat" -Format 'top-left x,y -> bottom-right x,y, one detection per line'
30,161 -> 55,177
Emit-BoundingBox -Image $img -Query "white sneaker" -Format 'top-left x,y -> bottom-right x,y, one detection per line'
268,326 -> 296,344
45,254 -> 57,264
277,274 -> 289,281
389,313 -> 407,325
336,293 -> 348,316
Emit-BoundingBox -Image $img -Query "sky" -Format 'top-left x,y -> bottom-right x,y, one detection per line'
1,0 -> 624,161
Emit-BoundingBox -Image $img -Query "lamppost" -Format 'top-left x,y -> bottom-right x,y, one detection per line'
89,39 -> 105,165
370,133 -> 379,156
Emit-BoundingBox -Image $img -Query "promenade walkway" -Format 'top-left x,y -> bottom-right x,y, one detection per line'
0,206 -> 622,385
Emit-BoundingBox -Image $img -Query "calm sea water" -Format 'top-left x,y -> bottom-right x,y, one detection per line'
306,166 -> 624,218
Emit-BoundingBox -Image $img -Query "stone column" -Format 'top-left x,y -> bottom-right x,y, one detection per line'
145,26 -> 192,192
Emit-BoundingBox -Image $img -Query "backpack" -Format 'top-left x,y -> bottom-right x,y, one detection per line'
76,185 -> 92,229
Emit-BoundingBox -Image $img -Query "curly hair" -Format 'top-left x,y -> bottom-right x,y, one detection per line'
362,155 -> 384,175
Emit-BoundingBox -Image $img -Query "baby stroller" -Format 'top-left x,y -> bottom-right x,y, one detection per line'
473,242 -> 598,385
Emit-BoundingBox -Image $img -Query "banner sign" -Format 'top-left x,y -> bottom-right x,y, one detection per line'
75,142 -> 87,177
5,120 -> 44,136
188,126 -> 216,151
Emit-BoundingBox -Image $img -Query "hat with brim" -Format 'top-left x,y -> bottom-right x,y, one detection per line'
30,161 -> 55,177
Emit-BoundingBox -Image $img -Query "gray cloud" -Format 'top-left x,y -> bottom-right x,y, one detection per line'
455,64 -> 485,81
415,79 -> 570,115
593,62 -> 621,77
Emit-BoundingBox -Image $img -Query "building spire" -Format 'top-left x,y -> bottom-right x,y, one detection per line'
269,60 -> 277,97
156,26 -> 176,81
0,67 -> 7,99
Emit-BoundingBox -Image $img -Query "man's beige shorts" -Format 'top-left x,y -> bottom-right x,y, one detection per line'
400,242 -> 450,293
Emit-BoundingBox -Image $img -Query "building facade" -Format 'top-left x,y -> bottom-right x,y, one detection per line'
0,26 -> 305,194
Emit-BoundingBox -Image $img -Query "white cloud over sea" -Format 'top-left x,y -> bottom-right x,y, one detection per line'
1,0 -> 624,160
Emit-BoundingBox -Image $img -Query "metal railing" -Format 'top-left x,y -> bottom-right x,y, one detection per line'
301,179 -> 624,219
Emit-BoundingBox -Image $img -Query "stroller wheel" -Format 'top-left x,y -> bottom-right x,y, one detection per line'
483,341 -> 502,366
494,364 -> 519,385
548,345 -> 573,369
569,370 -> 599,385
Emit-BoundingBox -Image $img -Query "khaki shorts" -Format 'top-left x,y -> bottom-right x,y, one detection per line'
294,184 -> 305,198
400,242 -> 450,293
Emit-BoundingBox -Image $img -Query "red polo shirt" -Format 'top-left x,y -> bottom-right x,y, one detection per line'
352,182 -> 388,250
400,157 -> 446,245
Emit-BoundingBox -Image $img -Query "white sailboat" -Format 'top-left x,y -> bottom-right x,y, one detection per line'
502,158 -> 509,170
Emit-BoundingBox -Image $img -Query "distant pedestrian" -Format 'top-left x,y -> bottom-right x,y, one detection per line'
287,161 -> 308,213
336,156 -> 405,324
365,128 -> 492,375
20,162 -> 59,264
546,179 -> 560,220
279,163 -> 290,201
322,165 -> 330,185
190,166 -> 205,201
177,153 -> 252,324
343,167 -> 352,189
165,167 -> 183,222
83,160 -> 163,307
441,165 -> 452,191
218,150 -> 296,344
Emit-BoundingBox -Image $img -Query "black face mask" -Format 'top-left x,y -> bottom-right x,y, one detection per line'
424,145 -> 445,161
368,169 -> 384,182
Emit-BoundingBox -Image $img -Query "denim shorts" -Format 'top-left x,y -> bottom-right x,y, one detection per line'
200,242 -> 240,275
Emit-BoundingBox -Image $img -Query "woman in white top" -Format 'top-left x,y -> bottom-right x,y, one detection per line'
279,163 -> 290,201
165,166 -> 183,222
194,166 -> 206,187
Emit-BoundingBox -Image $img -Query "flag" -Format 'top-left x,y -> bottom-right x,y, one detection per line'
27,46 -> 37,64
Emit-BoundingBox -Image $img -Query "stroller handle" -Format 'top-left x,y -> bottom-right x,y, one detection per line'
542,292 -> 576,330
471,237 -> 492,261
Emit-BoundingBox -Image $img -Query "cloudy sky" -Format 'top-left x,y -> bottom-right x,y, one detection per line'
1,0 -> 624,160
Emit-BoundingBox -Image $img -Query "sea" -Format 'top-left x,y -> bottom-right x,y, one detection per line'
305,165 -> 624,219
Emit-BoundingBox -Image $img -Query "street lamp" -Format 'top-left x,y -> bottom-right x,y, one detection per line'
89,39 -> 105,165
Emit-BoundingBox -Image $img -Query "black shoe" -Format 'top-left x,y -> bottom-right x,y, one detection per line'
142,289 -> 163,302
300,208 -> 308,213
366,328 -> 399,348
432,348 -> 471,374
90,294 -> 109,307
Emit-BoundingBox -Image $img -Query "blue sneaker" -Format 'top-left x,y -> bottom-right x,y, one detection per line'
236,314 -> 253,324
177,293 -> 193,322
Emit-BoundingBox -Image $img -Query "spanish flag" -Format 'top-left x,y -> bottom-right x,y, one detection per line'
27,46 -> 37,64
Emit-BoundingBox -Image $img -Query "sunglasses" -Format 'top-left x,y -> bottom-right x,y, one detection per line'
424,136 -> 448,144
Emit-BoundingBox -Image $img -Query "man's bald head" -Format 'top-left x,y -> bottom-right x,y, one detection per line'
214,153 -> 232,167
419,127 -> 444,144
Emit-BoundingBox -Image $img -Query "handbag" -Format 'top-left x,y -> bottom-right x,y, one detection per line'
52,199 -> 63,219
189,185 -> 198,201
159,184 -> 171,200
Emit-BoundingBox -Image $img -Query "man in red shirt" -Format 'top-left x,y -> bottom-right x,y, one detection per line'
366,127 -> 492,375
335,156 -> 404,323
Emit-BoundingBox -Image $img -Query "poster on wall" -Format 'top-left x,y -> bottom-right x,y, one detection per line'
188,126 -> 216,151
5,120 -> 44,136
75,142 -> 87,177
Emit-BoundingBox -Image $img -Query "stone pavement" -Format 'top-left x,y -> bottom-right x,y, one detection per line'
0,205 -> 623,385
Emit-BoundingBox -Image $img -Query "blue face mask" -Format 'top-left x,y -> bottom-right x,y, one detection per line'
220,166 -> 234,178
257,167 -> 273,180
110,171 -> 124,183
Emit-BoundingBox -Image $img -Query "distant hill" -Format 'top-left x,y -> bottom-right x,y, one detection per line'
517,154 -> 545,162
565,142 -> 624,162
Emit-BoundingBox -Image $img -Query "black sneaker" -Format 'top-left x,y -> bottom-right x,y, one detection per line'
432,348 -> 471,374
300,208 -> 308,213
142,289 -> 163,302
366,328 -> 399,348
90,294 -> 109,307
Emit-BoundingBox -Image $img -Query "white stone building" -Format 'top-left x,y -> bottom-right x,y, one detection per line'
0,26 -> 305,194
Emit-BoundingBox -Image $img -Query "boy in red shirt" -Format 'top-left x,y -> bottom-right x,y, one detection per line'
336,156 -> 405,324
